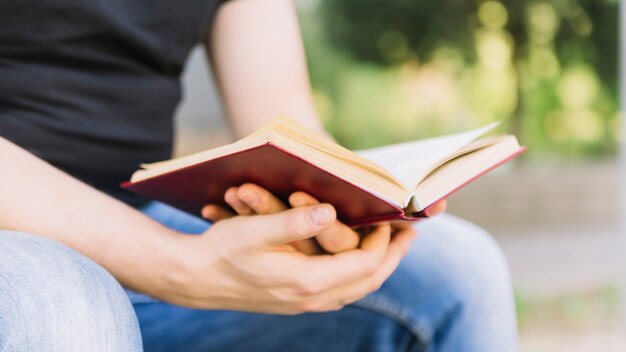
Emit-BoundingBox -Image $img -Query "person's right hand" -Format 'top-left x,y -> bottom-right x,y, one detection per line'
202,184 -> 362,254
162,204 -> 416,315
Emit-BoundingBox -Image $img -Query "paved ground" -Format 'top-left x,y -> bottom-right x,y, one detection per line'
495,226 -> 626,352
519,322 -> 626,352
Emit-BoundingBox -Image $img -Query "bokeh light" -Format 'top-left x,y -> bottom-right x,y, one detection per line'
478,1 -> 509,29
306,0 -> 617,157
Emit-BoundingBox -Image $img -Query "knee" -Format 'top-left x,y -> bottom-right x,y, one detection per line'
362,215 -> 517,350
415,214 -> 513,298
412,214 -> 517,336
0,231 -> 142,352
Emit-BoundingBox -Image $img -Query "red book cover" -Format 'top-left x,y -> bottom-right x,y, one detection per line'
122,142 -> 526,227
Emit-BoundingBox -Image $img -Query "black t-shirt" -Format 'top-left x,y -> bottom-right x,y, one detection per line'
0,0 -> 222,207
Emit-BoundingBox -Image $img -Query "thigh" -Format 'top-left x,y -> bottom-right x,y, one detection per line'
136,203 -> 516,352
357,214 -> 517,351
135,302 -> 417,352
135,203 -> 418,351
0,231 -> 142,352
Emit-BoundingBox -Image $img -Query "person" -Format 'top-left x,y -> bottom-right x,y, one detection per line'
0,0 -> 517,351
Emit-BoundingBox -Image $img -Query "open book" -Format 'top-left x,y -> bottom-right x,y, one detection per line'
123,116 -> 525,226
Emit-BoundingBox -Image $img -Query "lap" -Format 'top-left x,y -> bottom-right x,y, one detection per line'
134,202 -> 517,352
0,203 -> 516,351
135,302 -> 416,352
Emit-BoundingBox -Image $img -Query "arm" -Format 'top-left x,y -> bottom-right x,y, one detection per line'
0,137 -> 185,297
207,0 -> 360,253
0,136 -> 410,313
209,0 -> 329,138
206,0 -> 446,253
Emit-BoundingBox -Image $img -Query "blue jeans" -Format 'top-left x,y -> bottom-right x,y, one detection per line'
0,202 -> 517,351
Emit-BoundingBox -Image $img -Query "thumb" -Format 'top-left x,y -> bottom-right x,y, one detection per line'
235,204 -> 337,247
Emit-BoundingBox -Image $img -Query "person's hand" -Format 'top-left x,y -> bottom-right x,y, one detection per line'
202,183 -> 448,254
165,204 -> 416,314
202,184 -> 361,254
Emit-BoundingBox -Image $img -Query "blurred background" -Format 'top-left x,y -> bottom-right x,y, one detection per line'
173,0 -> 622,350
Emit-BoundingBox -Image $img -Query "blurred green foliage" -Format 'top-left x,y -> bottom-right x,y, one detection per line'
298,0 -> 619,158
515,287 -> 621,330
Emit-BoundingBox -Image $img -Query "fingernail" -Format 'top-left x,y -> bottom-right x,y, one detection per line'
310,205 -> 333,226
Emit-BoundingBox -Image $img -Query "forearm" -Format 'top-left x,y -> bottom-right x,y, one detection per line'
209,0 -> 329,139
0,137 -> 186,297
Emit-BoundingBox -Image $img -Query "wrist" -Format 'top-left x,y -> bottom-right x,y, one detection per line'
147,231 -> 219,308
107,226 -> 194,302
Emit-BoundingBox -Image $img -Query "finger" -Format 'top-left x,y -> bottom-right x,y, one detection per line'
425,199 -> 447,217
303,227 -> 417,311
226,204 -> 336,247
224,187 -> 255,216
289,192 -> 320,207
290,192 -> 360,253
288,192 -> 326,255
315,222 -> 361,254
353,227 -> 417,297
290,239 -> 324,256
238,186 -> 320,254
390,220 -> 413,230
201,204 -> 235,222
369,227 -> 417,284
238,183 -> 288,215
292,223 -> 391,291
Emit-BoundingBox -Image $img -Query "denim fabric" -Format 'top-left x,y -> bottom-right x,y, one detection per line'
0,231 -> 142,352
132,202 -> 518,352
0,201 -> 517,351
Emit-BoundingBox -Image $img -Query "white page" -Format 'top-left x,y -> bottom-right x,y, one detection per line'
356,122 -> 499,190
